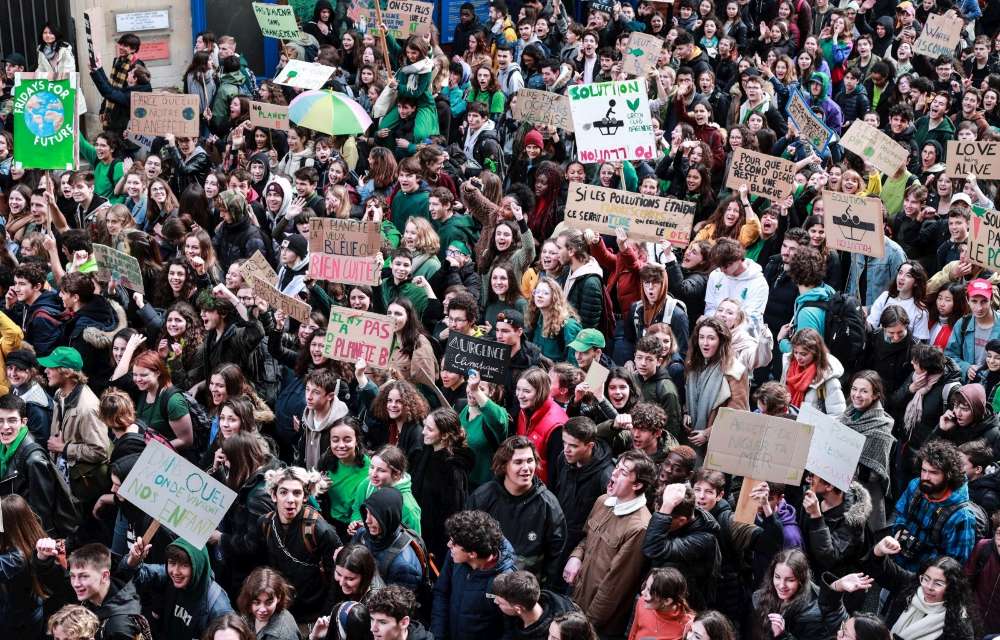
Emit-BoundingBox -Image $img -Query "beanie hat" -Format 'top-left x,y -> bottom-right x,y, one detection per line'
283,233 -> 309,259
524,129 -> 544,149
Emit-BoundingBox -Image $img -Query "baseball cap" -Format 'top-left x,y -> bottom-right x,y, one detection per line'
495,309 -> 525,329
951,192 -> 973,206
967,278 -> 993,300
5,349 -> 37,371
37,346 -> 84,371
568,328 -> 606,352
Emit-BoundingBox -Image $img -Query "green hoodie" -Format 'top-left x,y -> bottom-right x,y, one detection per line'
433,213 -> 480,262
161,539 -> 227,640
211,70 -> 246,130
350,474 -> 422,534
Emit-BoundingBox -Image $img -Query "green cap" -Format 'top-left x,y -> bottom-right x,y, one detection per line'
448,240 -> 472,256
567,328 -> 606,352
37,346 -> 84,371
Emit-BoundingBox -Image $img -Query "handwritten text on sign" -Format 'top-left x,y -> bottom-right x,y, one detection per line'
799,404 -> 865,492
562,183 -> 694,246
443,334 -> 512,384
382,0 -> 434,38
968,206 -> 1000,271
252,278 -> 312,324
309,254 -> 381,286
725,147 -> 795,201
946,140 -> 1000,179
249,101 -> 290,131
822,190 -> 885,259
240,250 -> 278,287
309,218 -> 381,255
568,79 -> 656,164
787,90 -> 834,152
274,60 -> 335,90
840,119 -> 908,175
913,13 -> 963,58
510,89 -> 574,132
130,93 -> 199,138
622,32 -> 663,76
119,441 -> 237,548
704,408 -> 814,484
93,244 -> 145,294
252,2 -> 300,40
323,309 -> 395,367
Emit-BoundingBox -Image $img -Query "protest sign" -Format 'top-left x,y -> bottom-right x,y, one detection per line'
562,183 -> 695,246
798,404 -> 865,493
591,0 -> 615,14
946,140 -> 1000,179
913,13 -> 963,58
252,2 -> 300,40
240,250 -> 278,287
252,278 -> 312,324
568,79 -> 657,164
347,0 -> 375,26
249,101 -> 290,130
274,60 -> 336,90
381,0 -> 434,38
822,190 -> 885,258
309,254 -> 381,286
309,218 -> 381,255
704,408 -> 814,485
130,93 -> 200,138
93,244 -> 145,293
118,441 -> 237,548
83,9 -> 108,69
787,90 -> 835,152
443,334 -> 512,384
584,360 -> 610,393
622,32 -> 663,76
840,119 -> 909,175
725,147 -> 795,201
125,130 -> 156,150
968,206 -> 1000,271
322,309 -> 395,368
510,89 -> 574,132
12,73 -> 79,171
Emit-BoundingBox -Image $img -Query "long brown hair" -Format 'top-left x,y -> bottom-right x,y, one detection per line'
789,328 -> 831,374
222,431 -> 269,491
1,495 -> 47,595
685,316 -> 734,371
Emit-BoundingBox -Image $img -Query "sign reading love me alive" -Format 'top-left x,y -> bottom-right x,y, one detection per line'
822,190 -> 885,258
323,309 -> 395,367
704,408 -> 814,485
119,441 -> 237,548
562,183 -> 694,246
913,12 -> 963,58
274,59 -> 335,90
946,140 -> 1000,179
799,404 -> 865,493
725,147 -> 795,201
787,89 -> 835,152
12,73 -> 79,170
93,244 -> 145,293
840,119 -> 909,175
130,92 -> 199,138
443,334 -> 512,384
568,79 -> 656,164
249,101 -> 290,130
968,206 -> 1000,271
510,89 -> 574,132
252,2 -> 300,40
622,32 -> 663,76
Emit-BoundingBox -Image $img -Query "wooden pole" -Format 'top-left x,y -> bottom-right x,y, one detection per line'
142,519 -> 160,542
733,478 -> 759,524
373,2 -> 394,75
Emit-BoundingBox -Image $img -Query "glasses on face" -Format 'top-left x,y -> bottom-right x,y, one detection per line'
919,574 -> 947,589
0,417 -> 22,426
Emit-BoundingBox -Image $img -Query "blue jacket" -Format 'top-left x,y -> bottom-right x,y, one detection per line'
780,284 -> 835,352
846,239 -> 906,307
431,538 -> 517,640
893,478 -> 977,571
351,527 -> 424,592
944,312 -> 1000,380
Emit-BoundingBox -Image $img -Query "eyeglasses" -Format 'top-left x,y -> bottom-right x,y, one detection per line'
919,574 -> 947,589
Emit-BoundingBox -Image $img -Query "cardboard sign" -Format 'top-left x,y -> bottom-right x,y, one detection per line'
913,13 -> 963,58
130,92 -> 199,138
274,59 -> 335,90
308,218 -> 381,255
562,183 -> 695,246
704,408 -> 814,485
252,2 -> 300,40
118,441 -> 237,548
822,190 -> 885,258
622,32 -> 663,76
787,90 -> 835,153
799,404 -> 865,493
93,244 -> 144,293
583,360 -> 610,392
725,147 -> 795,201
347,0 -> 376,26
510,89 -> 574,132
12,73 -> 79,171
946,140 -> 1000,179
968,206 -> 1000,271
840,119 -> 909,176
249,101 -> 290,131
443,334 -> 512,384
240,250 -> 278,287
322,309 -> 395,368
83,9 -> 108,69
382,0 -> 434,38
568,79 -> 657,164
251,278 -> 312,323
309,254 -> 381,286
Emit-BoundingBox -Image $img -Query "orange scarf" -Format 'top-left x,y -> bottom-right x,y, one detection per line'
785,358 -> 816,408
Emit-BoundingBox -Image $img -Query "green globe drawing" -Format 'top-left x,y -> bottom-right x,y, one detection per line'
22,91 -> 65,138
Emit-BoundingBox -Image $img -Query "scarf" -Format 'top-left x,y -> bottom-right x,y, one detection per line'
903,373 -> 943,439
841,402 -> 895,481
785,358 -> 816,408
890,588 -> 947,640
687,362 -> 727,430
0,426 -> 28,477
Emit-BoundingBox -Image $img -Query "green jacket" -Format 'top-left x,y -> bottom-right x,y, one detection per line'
380,278 -> 428,315
460,398 -> 510,487
913,114 -> 956,151
466,88 -> 506,115
390,188 -> 430,231
433,214 -> 479,261
211,71 -> 245,131
80,139 -> 125,204
351,474 -> 422,534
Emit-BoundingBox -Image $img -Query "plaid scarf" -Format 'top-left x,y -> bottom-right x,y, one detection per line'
102,54 -> 133,127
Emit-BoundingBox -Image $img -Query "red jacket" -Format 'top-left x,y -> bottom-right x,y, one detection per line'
675,99 -> 726,173
590,238 -> 645,315
516,397 -> 568,484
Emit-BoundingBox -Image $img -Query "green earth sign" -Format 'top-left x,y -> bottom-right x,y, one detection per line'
12,77 -> 77,170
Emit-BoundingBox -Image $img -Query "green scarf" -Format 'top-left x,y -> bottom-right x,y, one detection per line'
0,426 -> 28,477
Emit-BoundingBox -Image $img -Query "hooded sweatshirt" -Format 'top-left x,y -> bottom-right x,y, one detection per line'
351,475 -> 422,534
804,71 -> 844,134
354,487 -> 424,591
934,383 -> 1000,455
704,260 -> 769,325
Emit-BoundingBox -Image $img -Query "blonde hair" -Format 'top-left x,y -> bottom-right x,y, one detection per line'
526,275 -> 579,338
105,204 -> 136,230
405,217 -> 441,256
326,184 -> 353,218
48,605 -> 100,640
264,466 -> 329,496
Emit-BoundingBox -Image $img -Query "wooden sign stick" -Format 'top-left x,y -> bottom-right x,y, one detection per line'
733,478 -> 760,524
143,519 -> 160,542
373,2 -> 394,75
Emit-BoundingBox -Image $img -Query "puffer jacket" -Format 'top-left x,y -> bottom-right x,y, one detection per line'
431,537 -> 517,640
516,397 -> 568,484
642,506 -> 721,610
780,352 -> 847,416
562,258 -> 605,331
60,296 -> 126,391
751,579 -> 847,640
802,482 -> 872,581
214,216 -> 269,272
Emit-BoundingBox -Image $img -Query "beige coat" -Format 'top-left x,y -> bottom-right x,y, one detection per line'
50,382 -> 109,466
36,43 -> 88,114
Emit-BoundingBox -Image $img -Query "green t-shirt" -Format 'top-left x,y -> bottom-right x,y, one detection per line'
136,389 -> 190,439
325,454 -> 371,524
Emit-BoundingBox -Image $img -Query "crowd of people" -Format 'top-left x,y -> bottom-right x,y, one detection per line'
2,0 -> 1000,639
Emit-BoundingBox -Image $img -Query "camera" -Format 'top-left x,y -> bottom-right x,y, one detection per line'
896,529 -> 923,560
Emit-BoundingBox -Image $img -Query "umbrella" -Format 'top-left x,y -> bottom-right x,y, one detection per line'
288,90 -> 373,136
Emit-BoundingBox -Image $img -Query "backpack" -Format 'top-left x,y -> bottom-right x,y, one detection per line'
905,494 -> 988,552
377,525 -> 437,619
261,506 -> 327,577
472,128 -> 507,178
799,293 -> 867,365
156,386 -> 212,456
10,441 -> 81,538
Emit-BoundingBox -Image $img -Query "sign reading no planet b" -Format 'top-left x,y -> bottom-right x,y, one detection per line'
968,206 -> 1000,271
323,309 -> 395,368
252,2 -> 300,40
12,73 -> 79,170
130,92 -> 200,138
443,334 -> 512,384
568,79 -> 656,164
725,147 -> 795,201
563,183 -> 694,246
118,441 -> 237,548
249,101 -> 290,131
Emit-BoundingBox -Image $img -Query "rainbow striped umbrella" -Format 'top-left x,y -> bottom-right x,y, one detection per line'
288,90 -> 372,136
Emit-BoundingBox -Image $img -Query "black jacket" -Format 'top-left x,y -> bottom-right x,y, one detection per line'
90,67 -> 151,134
466,477 -> 568,586
802,482 -> 872,612
504,590 -> 580,640
665,259 -> 707,325
219,456 -> 281,589
751,579 -> 847,640
762,254 -> 798,335
0,436 -> 58,534
889,358 -> 962,478
862,330 -> 916,398
61,296 -> 125,391
549,440 -> 614,564
166,145 -> 212,198
200,317 -> 266,386
214,217 -> 269,272
409,444 -> 475,561
970,472 -> 1000,515
642,507 -> 722,610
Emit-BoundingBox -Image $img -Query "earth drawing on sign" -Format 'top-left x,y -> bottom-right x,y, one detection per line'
23,92 -> 65,138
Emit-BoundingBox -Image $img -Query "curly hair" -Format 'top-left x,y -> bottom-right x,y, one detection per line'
787,246 -> 826,288
372,380 -> 429,424
630,401 -> 667,433
899,555 -> 979,639
480,219 -> 523,272
445,510 -> 504,558
163,301 -> 204,364
525,275 -> 579,338
491,435 -> 540,477
919,439 -> 966,491
702,196 -> 750,241
154,257 -> 198,307
48,605 -> 100,639
264,466 -> 329,497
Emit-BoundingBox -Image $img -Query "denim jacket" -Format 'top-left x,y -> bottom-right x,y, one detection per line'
944,311 -> 1000,380
846,239 -> 906,307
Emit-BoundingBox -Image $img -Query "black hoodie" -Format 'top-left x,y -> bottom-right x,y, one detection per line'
301,0 -> 339,47
549,439 -> 614,561
409,445 -> 475,561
